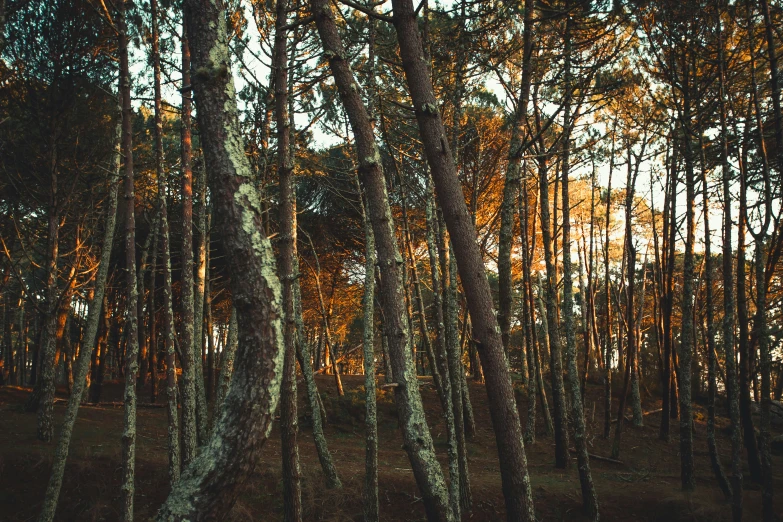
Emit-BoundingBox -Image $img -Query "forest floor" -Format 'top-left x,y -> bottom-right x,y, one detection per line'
1,374 -> 781,521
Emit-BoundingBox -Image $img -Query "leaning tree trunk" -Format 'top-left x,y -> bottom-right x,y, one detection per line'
390,1 -> 536,519
37,107 -> 121,522
293,267 -> 341,488
156,0 -> 285,517
498,0 -> 534,358
436,211 -> 473,509
311,2 -> 453,519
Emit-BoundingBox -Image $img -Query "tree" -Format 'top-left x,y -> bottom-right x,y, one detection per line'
274,0 -> 302,517
157,0 -> 286,517
391,0 -> 536,518
311,2 -> 454,519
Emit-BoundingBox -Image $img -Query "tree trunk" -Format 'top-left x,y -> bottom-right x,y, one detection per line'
678,89 -> 696,492
148,221 -> 160,404
34,145 -> 60,441
119,1 -> 140,517
499,0 -> 534,360
312,2 -> 454,519
273,2 -> 302,518
37,105 -> 121,522
193,157 -> 209,445
436,211 -> 473,509
699,131 -> 731,499
737,140 -> 762,483
156,0 -> 285,516
359,181 -> 379,522
538,151 -> 571,469
660,134 -> 677,441
559,9 -> 598,515
756,1 -> 780,517
391,2 -> 536,518
178,17 -> 201,467
603,121 -> 615,439
215,308 -> 237,414
424,177 -> 462,517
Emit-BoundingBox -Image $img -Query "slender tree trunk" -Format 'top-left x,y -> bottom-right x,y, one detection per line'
498,0 -> 533,357
205,273 -> 215,404
359,179 -> 379,522
90,295 -> 110,403
34,147 -> 59,440
538,151 -> 571,468
391,2 -> 536,518
737,143 -> 762,482
520,179 -> 537,444
603,121 -> 615,439
560,10 -> 598,513
294,269 -> 341,488
118,1 -> 141,517
37,108 -> 121,522
193,160 -> 209,444
136,213 -> 158,391
274,3 -> 302,518
757,1 -> 780,517
148,221 -> 160,404
754,242 -> 775,521
699,132 -> 731,499
436,210 -> 473,509
312,3 -> 454,518
157,0 -> 285,517
308,244 -> 344,396
660,134 -> 677,440
178,17 -> 200,466
424,176 -> 462,517
678,86 -> 696,491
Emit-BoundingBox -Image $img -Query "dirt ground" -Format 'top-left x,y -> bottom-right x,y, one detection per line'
1,375 -> 781,521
